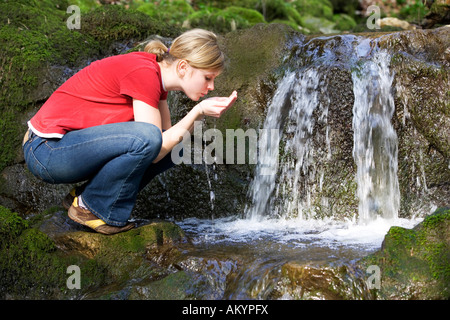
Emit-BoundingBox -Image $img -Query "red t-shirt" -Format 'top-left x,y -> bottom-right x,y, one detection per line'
28,52 -> 167,138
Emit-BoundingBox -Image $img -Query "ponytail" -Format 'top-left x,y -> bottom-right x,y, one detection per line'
144,40 -> 170,62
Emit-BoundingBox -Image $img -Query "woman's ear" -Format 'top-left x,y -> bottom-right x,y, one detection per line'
177,60 -> 189,77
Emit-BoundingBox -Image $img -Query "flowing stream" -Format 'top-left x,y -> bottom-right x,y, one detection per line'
174,36 -> 424,299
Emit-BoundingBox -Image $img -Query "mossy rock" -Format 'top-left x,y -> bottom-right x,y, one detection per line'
293,0 -> 334,20
186,7 -> 255,33
332,13 -> 357,31
133,0 -> 194,27
0,205 -> 107,299
80,5 -> 180,50
53,219 -> 186,258
128,270 -> 192,299
361,207 -> 450,299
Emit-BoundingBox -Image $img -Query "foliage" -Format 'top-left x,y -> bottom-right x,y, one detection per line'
397,0 -> 428,24
81,5 -> 179,47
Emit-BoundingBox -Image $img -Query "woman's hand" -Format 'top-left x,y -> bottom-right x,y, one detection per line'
196,90 -> 238,118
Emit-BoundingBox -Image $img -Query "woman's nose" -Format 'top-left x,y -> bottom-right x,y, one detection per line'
207,81 -> 214,91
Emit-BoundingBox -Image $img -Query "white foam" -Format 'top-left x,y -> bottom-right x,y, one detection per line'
178,215 -> 423,251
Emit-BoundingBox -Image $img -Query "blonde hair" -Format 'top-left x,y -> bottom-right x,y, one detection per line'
144,29 -> 225,71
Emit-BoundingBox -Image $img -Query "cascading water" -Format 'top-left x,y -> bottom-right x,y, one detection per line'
351,50 -> 400,223
245,71 -> 295,220
246,45 -> 400,224
245,68 -> 325,220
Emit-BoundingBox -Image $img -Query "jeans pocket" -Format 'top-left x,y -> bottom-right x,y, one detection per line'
24,138 -> 55,183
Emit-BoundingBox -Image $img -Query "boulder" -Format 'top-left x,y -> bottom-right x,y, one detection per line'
359,207 -> 450,299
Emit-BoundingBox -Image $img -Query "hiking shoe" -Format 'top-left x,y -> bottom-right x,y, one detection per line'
68,197 -> 135,235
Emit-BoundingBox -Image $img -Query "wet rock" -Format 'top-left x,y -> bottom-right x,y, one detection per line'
359,207 -> 450,299
0,205 -> 106,299
49,216 -> 188,259
35,207 -> 193,299
278,262 -> 372,300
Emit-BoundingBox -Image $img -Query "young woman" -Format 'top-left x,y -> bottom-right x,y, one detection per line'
23,29 -> 237,235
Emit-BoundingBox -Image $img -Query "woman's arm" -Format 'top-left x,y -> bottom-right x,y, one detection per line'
158,99 -> 172,130
133,90 -> 237,163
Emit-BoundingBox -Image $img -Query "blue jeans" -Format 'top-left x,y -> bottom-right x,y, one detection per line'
23,122 -> 178,226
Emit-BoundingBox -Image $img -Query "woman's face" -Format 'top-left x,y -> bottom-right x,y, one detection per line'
180,63 -> 221,101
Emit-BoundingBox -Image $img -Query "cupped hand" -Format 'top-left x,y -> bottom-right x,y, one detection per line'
198,90 -> 238,118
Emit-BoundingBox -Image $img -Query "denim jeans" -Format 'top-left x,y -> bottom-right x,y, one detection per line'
23,122 -> 178,226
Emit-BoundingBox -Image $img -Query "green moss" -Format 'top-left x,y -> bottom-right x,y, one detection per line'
69,0 -> 101,13
134,0 -> 194,27
223,6 -> 266,25
0,1 -> 97,108
333,13 -> 357,31
416,208 -> 450,282
420,207 -> 450,229
81,5 -> 180,47
0,1 -> 97,172
0,205 -> 29,242
187,7 -> 251,33
0,205 -> 108,299
293,0 -> 334,20
362,207 -> 450,299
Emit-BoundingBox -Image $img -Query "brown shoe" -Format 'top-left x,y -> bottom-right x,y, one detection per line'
68,197 -> 135,235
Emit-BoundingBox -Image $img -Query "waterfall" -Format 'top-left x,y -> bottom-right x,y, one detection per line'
351,50 -> 400,222
245,71 -> 295,220
246,68 -> 324,220
245,45 -> 400,223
